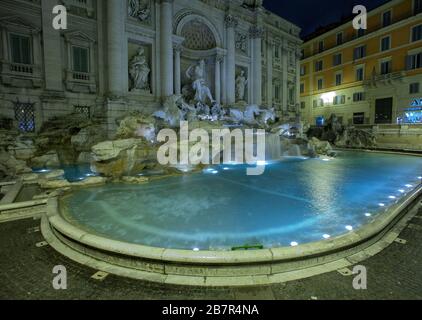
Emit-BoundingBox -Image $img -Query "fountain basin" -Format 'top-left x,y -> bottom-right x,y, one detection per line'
41,151 -> 422,286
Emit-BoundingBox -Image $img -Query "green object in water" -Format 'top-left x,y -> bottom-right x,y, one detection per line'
231,244 -> 264,251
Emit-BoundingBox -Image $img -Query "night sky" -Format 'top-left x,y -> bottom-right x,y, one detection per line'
264,0 -> 391,38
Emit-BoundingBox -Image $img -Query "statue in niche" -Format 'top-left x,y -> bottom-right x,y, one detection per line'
128,0 -> 151,22
129,47 -> 150,91
235,70 -> 248,101
186,60 -> 214,104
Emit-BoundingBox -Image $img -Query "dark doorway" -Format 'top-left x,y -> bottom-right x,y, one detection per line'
375,98 -> 393,124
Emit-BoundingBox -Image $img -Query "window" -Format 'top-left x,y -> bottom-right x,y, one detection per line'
300,83 -> 305,94
300,65 -> 306,76
382,11 -> 392,27
353,92 -> 365,102
335,73 -> 342,86
357,28 -> 365,38
10,34 -> 31,64
317,78 -> 323,90
336,32 -> 343,45
301,49 -> 305,59
354,45 -> 367,60
406,52 -> 422,69
381,36 -> 391,51
333,53 -> 342,66
14,100 -> 35,132
356,67 -> 364,81
74,105 -> 91,118
72,46 -> 89,73
380,60 -> 391,75
353,113 -> 365,125
300,101 -> 306,109
318,41 -> 324,53
410,83 -> 420,94
415,0 -> 422,15
333,95 -> 346,105
412,25 -> 422,42
315,60 -> 323,72
313,99 -> 324,108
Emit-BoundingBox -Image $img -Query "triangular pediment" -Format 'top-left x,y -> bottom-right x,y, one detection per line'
64,30 -> 95,43
0,15 -> 40,32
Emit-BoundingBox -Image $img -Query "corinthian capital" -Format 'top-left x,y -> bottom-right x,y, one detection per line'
249,25 -> 264,39
225,14 -> 238,28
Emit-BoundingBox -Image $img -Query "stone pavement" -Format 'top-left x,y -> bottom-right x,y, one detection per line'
1,206 -> 422,300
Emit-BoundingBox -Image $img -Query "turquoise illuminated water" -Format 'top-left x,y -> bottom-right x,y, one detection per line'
64,151 -> 422,250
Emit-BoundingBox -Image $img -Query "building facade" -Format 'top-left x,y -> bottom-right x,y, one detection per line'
300,0 -> 422,127
0,0 -> 302,135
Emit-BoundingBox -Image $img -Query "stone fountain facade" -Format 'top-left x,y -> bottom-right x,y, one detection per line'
0,0 -> 302,137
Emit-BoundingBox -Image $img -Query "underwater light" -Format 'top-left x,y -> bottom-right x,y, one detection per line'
388,196 -> 396,199
418,176 -> 422,180
398,189 -> 405,193
193,248 -> 200,252
290,242 -> 299,247
345,225 -> 353,231
365,213 -> 372,217
323,234 -> 331,239
379,203 -> 385,207
405,184 -> 413,188
223,167 -> 230,171
256,161 -> 268,166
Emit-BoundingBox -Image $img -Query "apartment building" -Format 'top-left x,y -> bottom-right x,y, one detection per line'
300,0 -> 422,126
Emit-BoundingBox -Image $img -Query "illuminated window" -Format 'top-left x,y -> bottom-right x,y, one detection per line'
14,100 -> 35,132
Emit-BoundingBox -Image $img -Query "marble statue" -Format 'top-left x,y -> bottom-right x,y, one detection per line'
186,60 -> 214,104
235,70 -> 248,101
128,0 -> 151,22
227,105 -> 276,127
129,47 -> 150,91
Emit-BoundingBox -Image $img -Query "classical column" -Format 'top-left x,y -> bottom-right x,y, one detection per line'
225,15 -> 238,105
250,25 -> 263,106
295,49 -> 301,118
215,55 -> 223,104
107,0 -> 125,97
41,0 -> 63,92
174,44 -> 182,95
266,38 -> 274,107
282,41 -> 288,112
160,0 -> 174,98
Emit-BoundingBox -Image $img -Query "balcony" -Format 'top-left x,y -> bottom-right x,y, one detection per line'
65,70 -> 96,93
0,61 -> 43,88
62,0 -> 94,17
364,71 -> 405,88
